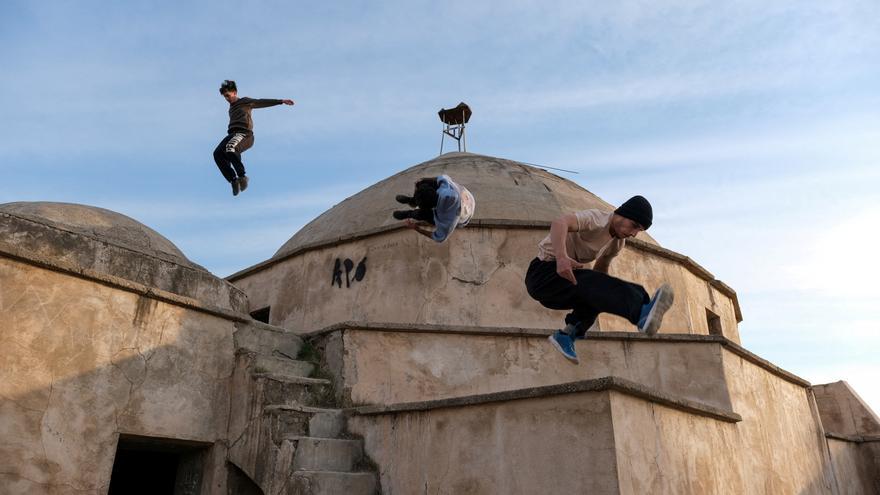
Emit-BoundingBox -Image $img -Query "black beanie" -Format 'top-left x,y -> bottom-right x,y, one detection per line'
615,195 -> 653,229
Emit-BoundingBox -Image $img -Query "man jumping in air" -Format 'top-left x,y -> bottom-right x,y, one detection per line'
214,80 -> 294,196
524,195 -> 674,364
392,175 -> 476,243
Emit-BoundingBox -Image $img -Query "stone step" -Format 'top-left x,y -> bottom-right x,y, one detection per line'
287,470 -> 377,495
286,436 -> 364,472
309,410 -> 347,438
234,321 -> 303,358
252,373 -> 333,408
255,354 -> 315,378
264,405 -> 347,439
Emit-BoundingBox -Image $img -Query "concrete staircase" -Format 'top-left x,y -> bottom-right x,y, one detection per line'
228,321 -> 378,495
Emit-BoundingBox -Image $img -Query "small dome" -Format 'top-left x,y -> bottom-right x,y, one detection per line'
0,202 -> 247,313
274,152 -> 656,258
0,202 -> 197,267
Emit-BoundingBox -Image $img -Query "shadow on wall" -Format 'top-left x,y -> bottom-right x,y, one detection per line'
0,266 -> 236,494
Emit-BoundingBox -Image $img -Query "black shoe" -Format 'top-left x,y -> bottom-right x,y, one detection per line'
231,178 -> 241,196
393,210 -> 415,220
396,195 -> 415,206
239,175 -> 249,192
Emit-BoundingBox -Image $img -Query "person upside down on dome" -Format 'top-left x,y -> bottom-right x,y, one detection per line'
524,195 -> 674,364
392,175 -> 475,243
214,80 -> 295,196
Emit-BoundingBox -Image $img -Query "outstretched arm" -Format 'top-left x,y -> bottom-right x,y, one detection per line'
249,98 -> 295,108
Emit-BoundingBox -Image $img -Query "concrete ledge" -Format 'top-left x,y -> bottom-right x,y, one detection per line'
302,320 -> 552,339
0,243 -> 291,333
303,320 -> 725,341
826,432 -> 880,443
719,337 -> 811,388
1,210 -> 250,312
351,376 -> 742,423
305,320 -> 810,388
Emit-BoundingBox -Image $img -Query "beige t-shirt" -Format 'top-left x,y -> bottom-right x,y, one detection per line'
537,209 -> 624,263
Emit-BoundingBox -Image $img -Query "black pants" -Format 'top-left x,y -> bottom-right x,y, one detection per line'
403,207 -> 435,224
524,257 -> 649,335
213,132 -> 254,182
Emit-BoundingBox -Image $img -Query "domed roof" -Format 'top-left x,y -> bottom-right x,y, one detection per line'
274,152 -> 656,258
0,201 -> 196,267
0,202 -> 247,313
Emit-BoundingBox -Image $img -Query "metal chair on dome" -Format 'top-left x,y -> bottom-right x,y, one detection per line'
438,102 -> 472,154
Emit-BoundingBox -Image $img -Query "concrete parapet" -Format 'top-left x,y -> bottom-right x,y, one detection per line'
305,321 -> 811,412
349,386 -> 620,494
348,374 -> 834,494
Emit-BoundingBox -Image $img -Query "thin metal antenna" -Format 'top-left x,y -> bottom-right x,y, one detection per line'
517,161 -> 580,175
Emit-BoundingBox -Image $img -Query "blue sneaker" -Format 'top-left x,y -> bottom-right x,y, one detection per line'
548,330 -> 579,363
638,283 -> 674,336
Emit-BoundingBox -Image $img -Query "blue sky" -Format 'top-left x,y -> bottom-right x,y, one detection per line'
4,1 -> 879,411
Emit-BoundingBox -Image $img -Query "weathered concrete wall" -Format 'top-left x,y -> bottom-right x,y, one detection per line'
0,256 -> 235,494
609,392 -> 748,494
862,442 -> 880,492
814,381 -> 880,437
321,328 -> 732,411
719,349 -> 837,493
348,391 -> 620,495
610,387 -> 838,494
826,438 -> 879,495
233,227 -> 740,342
344,333 -> 842,494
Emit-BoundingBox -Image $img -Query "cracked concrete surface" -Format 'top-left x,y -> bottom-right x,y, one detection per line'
0,256 -> 235,493
348,390 -> 620,494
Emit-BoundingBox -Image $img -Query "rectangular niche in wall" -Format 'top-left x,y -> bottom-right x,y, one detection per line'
250,306 -> 270,324
706,308 -> 723,336
108,434 -> 210,495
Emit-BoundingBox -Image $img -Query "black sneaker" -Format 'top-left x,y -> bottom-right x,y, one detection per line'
396,194 -> 415,206
393,210 -> 415,220
231,178 -> 241,196
239,175 -> 249,192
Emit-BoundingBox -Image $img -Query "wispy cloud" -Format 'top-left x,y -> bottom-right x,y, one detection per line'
101,182 -> 369,224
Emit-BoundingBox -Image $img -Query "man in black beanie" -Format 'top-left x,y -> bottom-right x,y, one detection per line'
524,195 -> 674,364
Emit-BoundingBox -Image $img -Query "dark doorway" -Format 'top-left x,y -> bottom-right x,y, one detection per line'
108,435 -> 209,495
706,308 -> 723,336
250,306 -> 271,324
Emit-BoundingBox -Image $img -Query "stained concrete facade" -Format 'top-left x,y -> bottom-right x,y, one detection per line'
228,153 -> 877,494
229,153 -> 742,341
2,152 -> 878,494
0,204 -> 370,495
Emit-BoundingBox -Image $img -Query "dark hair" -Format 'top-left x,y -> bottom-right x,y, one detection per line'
412,178 -> 439,209
219,80 -> 237,94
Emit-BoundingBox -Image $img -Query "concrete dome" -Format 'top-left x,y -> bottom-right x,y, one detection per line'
274,152 -> 657,259
0,201 -> 197,267
0,201 -> 247,312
